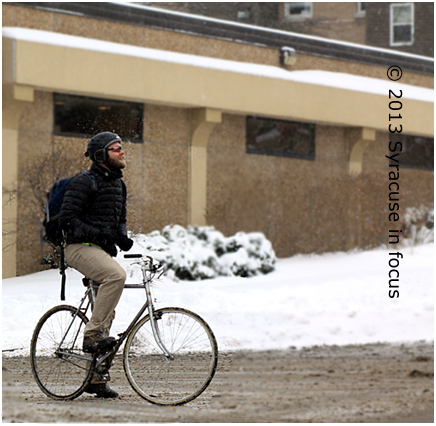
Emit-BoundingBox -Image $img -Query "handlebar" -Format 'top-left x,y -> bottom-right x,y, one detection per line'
124,254 -> 166,279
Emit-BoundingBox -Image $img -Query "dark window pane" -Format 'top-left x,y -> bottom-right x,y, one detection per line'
390,134 -> 434,170
246,116 -> 315,160
54,93 -> 144,142
394,24 -> 412,43
289,2 -> 312,16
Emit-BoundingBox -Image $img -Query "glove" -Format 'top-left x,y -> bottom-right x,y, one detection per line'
117,236 -> 134,251
99,229 -> 117,246
103,245 -> 118,258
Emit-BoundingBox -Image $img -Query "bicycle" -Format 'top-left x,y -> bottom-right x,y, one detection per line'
30,254 -> 218,405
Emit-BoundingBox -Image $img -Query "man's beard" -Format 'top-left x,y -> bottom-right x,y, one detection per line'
106,156 -> 126,169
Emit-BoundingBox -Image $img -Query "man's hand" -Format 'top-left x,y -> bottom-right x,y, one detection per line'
117,236 -> 134,251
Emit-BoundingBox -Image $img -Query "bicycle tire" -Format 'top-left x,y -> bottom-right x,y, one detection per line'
30,305 -> 93,400
123,307 -> 218,405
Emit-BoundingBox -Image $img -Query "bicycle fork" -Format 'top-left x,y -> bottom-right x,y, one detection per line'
148,305 -> 173,360
144,281 -> 173,359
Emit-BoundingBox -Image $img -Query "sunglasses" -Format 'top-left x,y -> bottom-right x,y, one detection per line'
107,146 -> 123,153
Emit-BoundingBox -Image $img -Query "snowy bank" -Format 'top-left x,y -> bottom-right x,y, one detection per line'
2,243 -> 433,356
128,225 -> 276,280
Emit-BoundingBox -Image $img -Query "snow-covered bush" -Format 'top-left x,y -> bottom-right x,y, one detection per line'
126,225 -> 276,281
400,205 -> 434,246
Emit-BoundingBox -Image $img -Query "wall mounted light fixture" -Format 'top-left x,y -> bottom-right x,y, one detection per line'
280,46 -> 297,66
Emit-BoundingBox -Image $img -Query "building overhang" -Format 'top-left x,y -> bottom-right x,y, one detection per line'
3,27 -> 434,137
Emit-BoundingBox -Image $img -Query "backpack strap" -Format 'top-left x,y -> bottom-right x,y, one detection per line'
84,170 -> 98,192
60,244 -> 66,301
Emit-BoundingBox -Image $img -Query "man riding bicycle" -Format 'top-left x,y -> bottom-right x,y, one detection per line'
60,131 -> 133,398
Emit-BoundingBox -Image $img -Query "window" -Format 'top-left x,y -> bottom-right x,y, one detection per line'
390,3 -> 414,46
246,116 -> 315,160
356,2 -> 366,17
237,9 -> 251,20
54,93 -> 144,142
389,134 -> 434,171
284,2 -> 312,20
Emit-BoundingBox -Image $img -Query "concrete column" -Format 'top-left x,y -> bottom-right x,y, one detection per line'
189,108 -> 222,226
2,83 -> 34,278
348,127 -> 376,175
346,127 -> 376,250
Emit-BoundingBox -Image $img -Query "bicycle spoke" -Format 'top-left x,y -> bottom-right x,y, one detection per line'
124,307 -> 217,405
30,306 -> 92,400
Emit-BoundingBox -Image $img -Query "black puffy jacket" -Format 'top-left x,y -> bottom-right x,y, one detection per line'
59,163 -> 127,255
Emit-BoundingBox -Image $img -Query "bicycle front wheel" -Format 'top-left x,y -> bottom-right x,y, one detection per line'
30,305 -> 92,400
124,307 -> 218,405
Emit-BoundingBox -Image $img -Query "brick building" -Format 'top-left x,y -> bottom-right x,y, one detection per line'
2,2 -> 434,278
151,2 -> 434,56
366,2 -> 434,57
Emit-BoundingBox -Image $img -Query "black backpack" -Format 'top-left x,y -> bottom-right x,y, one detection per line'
42,171 -> 98,300
43,171 -> 98,246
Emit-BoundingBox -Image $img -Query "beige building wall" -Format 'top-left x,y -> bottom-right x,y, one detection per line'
3,4 -> 434,277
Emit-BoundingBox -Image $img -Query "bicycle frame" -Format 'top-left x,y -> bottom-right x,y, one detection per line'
57,259 -> 171,372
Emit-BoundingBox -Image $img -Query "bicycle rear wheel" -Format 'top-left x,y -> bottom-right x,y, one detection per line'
123,307 -> 218,405
30,305 -> 92,400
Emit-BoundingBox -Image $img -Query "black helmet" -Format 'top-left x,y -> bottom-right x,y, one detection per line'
85,131 -> 122,163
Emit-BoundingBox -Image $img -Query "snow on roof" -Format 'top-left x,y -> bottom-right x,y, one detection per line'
285,70 -> 434,103
112,1 -> 434,62
3,27 -> 433,103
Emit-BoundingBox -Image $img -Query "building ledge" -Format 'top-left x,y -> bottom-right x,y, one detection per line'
3,27 -> 434,136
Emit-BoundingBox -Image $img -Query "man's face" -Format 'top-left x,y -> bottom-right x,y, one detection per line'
106,142 -> 126,169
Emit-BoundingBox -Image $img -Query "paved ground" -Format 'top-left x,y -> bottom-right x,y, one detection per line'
2,342 -> 434,423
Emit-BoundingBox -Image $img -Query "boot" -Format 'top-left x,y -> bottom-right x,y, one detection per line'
84,382 -> 119,398
83,332 -> 116,353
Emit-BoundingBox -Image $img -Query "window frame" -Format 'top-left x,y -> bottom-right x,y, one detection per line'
390,3 -> 414,47
355,2 -> 366,18
389,134 -> 434,171
246,116 -> 316,161
53,93 -> 144,142
284,2 -> 313,21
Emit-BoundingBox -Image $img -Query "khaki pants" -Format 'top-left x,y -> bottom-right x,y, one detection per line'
65,244 -> 126,338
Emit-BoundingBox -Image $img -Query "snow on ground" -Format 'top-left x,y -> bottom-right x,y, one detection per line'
2,243 -> 433,356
